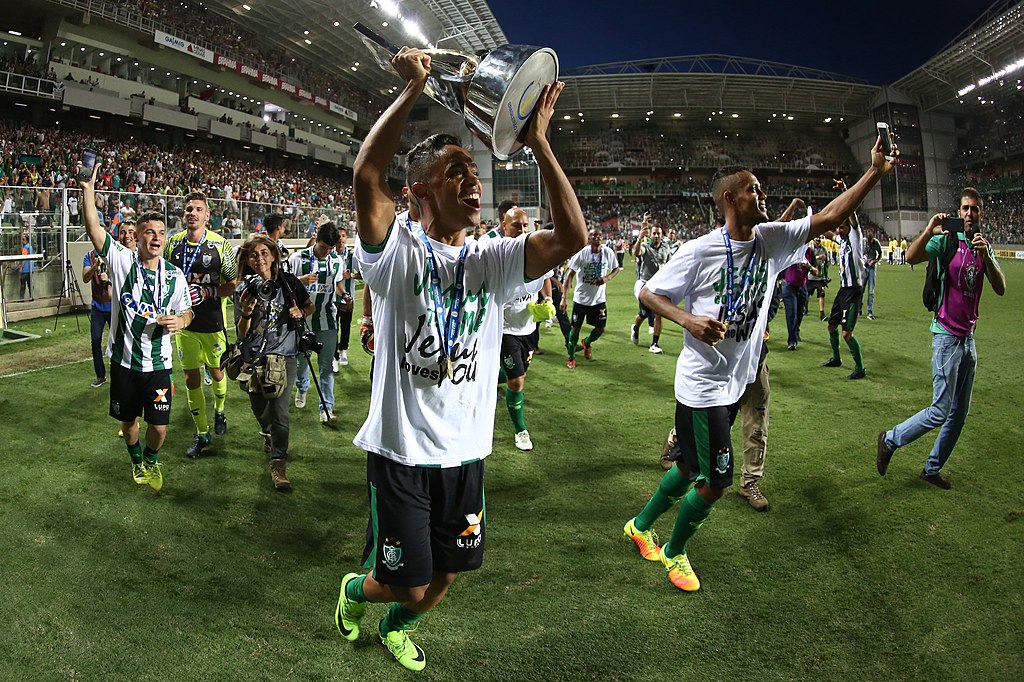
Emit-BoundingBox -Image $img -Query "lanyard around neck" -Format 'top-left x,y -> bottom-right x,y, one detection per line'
418,231 -> 468,366
136,257 -> 165,314
721,227 -> 757,324
180,230 -> 207,277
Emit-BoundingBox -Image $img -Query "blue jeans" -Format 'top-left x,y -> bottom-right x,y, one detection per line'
864,267 -> 877,315
295,328 -> 338,412
780,281 -> 807,346
90,306 -> 111,379
885,333 -> 976,474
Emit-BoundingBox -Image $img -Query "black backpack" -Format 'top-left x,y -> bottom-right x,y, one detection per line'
922,234 -> 960,312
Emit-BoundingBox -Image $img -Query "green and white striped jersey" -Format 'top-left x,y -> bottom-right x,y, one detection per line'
101,234 -> 191,372
288,246 -> 343,331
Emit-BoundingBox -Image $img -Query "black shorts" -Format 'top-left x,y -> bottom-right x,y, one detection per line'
828,286 -> 863,332
674,400 -> 740,489
361,453 -> 485,587
500,333 -> 533,380
109,363 -> 173,425
571,302 -> 607,328
807,279 -> 828,298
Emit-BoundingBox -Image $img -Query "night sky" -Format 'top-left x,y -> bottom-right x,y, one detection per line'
489,0 -> 977,84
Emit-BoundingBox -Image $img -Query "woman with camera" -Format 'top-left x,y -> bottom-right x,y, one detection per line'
234,234 -> 314,491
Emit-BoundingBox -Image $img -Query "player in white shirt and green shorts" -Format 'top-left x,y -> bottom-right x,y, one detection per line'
332,48 -> 587,672
623,136 -> 898,592
78,163 -> 193,492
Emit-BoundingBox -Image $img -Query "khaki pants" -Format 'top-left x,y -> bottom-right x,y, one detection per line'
740,360 -> 770,486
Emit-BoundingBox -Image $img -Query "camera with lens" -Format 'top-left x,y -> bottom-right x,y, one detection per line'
244,274 -> 278,301
298,331 -> 322,354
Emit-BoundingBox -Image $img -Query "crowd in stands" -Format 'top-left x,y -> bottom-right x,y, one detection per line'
955,96 -> 1024,168
114,0 -> 384,123
572,176 -> 844,199
0,120 -> 354,236
0,54 -> 56,80
553,124 -> 858,173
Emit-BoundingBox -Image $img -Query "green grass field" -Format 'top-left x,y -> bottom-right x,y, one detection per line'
2,258 -> 1022,681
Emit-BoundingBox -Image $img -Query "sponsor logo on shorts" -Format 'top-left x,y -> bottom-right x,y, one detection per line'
382,538 -> 403,570
153,388 -> 169,403
111,401 -> 120,414
457,510 -> 483,549
715,448 -> 731,475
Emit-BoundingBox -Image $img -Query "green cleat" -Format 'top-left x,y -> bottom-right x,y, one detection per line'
142,462 -> 163,492
624,518 -> 661,561
379,621 -> 426,672
334,573 -> 368,642
131,462 -> 147,485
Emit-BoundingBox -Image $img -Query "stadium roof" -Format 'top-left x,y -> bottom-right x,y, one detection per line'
203,0 -> 506,97
556,55 -> 880,123
893,0 -> 1024,111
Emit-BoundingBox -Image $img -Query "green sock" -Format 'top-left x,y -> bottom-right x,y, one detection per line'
634,465 -> 691,531
663,487 -> 715,558
585,327 -> 604,345
505,389 -> 527,432
379,603 -> 427,635
186,386 -> 209,435
846,336 -> 864,371
344,574 -> 368,603
143,446 -> 159,465
829,328 -> 841,361
568,330 -> 579,359
212,375 -> 227,413
126,440 -> 143,465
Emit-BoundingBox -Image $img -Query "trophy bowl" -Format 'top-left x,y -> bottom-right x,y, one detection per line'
354,24 -> 559,160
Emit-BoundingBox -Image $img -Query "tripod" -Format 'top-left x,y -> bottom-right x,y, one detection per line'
278,274 -> 333,422
53,258 -> 86,333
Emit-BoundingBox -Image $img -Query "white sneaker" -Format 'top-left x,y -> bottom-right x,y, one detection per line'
630,325 -> 639,345
545,319 -> 554,328
320,409 -> 335,425
332,357 -> 340,373
514,430 -> 534,451
648,326 -> 654,335
649,344 -> 664,354
339,350 -> 349,367
295,391 -> 306,409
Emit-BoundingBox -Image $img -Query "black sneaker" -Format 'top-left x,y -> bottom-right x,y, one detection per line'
787,343 -> 797,351
214,411 -> 227,436
820,358 -> 842,368
920,469 -> 952,489
876,431 -> 894,476
848,369 -> 866,380
186,432 -> 211,459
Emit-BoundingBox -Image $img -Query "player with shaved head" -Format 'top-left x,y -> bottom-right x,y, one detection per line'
622,135 -> 898,592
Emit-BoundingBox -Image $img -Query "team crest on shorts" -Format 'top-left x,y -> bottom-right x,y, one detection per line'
715,448 -> 731,475
382,538 -> 403,570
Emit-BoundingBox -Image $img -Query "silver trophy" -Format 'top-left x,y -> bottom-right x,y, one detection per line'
354,23 -> 559,161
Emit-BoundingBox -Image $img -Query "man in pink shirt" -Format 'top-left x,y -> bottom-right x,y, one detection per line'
876,188 -> 1006,488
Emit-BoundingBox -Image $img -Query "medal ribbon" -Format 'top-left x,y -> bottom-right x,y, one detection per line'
418,231 -> 468,370
136,256 -> 165,315
721,227 -> 757,324
180,231 -> 208,278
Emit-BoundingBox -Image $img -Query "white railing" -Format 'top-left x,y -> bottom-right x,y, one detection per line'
0,70 -> 60,99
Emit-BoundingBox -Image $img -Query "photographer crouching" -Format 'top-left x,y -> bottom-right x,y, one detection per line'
233,235 -> 314,491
